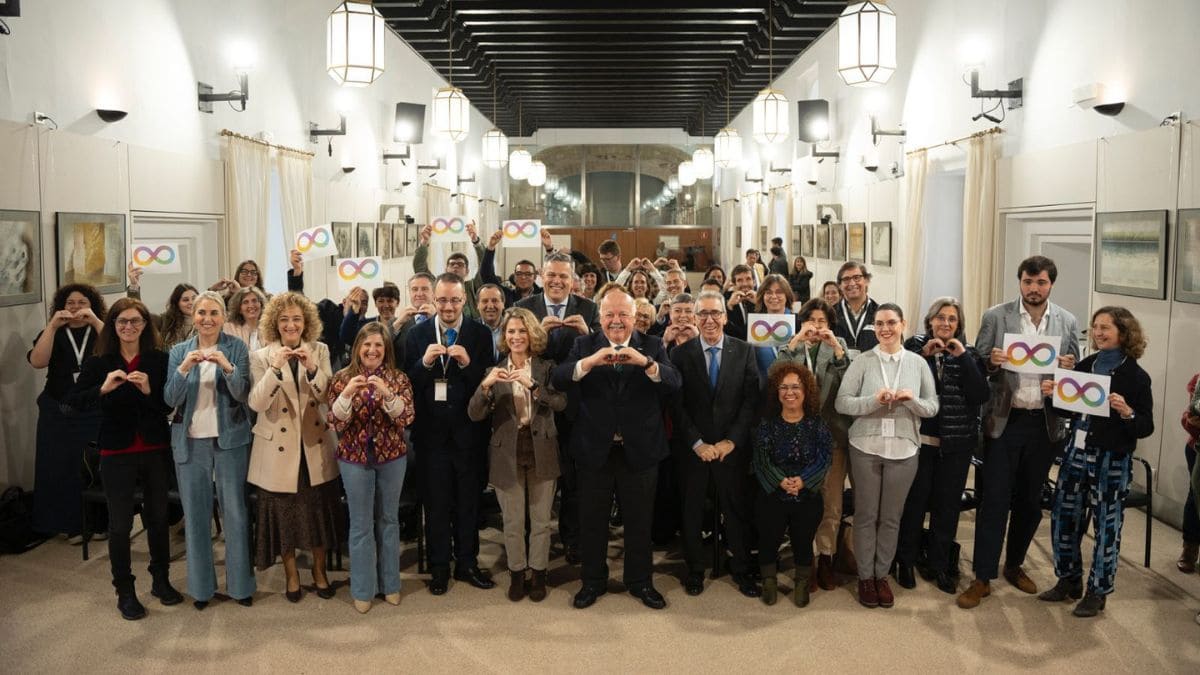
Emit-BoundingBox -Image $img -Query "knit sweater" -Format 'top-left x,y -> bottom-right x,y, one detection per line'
835,346 -> 940,453
753,416 -> 831,501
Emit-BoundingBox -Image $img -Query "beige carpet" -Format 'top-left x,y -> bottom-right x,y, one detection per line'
2,503 -> 1199,673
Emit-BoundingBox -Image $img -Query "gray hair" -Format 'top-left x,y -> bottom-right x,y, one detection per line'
923,296 -> 967,341
193,290 -> 228,316
543,251 -> 574,269
695,290 -> 726,313
671,293 -> 693,306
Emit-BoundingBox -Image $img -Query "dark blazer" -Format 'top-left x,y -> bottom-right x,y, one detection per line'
723,299 -> 756,341
551,330 -> 681,472
669,336 -> 760,458
405,316 -> 494,448
467,356 -> 568,486
69,350 -> 172,450
516,292 -> 600,363
1050,353 -> 1154,456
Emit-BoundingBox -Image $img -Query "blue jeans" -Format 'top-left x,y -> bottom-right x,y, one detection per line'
340,457 -> 408,601
175,438 -> 255,602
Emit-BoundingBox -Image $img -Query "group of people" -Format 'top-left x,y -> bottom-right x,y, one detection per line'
27,220 -> 1178,622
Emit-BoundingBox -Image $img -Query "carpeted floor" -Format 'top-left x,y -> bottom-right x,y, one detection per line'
2,501 -> 1199,673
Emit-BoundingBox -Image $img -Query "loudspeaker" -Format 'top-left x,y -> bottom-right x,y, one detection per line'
393,102 -> 426,144
797,99 -> 830,143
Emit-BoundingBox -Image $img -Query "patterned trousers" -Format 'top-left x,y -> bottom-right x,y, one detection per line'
1050,444 -> 1132,596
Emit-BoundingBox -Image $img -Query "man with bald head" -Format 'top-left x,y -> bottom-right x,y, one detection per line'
553,283 -> 681,610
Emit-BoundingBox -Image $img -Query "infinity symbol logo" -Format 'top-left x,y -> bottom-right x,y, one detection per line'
432,217 -> 466,235
338,259 -> 381,281
132,245 -> 176,265
1007,341 -> 1057,367
1056,377 -> 1107,407
503,221 -> 539,238
296,227 -> 331,252
749,320 -> 794,342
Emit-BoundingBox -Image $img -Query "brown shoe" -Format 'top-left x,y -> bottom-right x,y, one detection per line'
957,579 -> 991,609
507,571 -> 526,602
816,554 -> 836,591
875,578 -> 894,608
858,578 -> 879,608
1178,542 -> 1198,574
1003,566 -> 1038,594
528,570 -> 547,602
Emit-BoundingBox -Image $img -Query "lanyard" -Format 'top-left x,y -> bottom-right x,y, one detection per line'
804,343 -> 816,372
841,301 -> 868,342
878,350 -> 902,392
66,326 -> 92,380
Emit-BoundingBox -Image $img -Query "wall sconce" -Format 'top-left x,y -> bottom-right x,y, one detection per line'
811,144 -> 840,161
95,109 -> 128,123
768,163 -> 792,174
198,72 -> 249,113
968,68 -> 1023,117
1073,82 -> 1125,116
309,114 -> 347,144
382,145 -> 411,163
417,160 -> 441,172
458,174 -> 476,184
341,166 -> 356,174
870,115 -> 906,145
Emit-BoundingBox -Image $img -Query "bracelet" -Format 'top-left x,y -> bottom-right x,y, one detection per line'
642,359 -> 656,371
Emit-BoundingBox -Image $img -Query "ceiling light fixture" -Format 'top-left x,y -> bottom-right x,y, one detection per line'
527,160 -> 546,187
678,160 -> 696,187
326,1 -> 385,87
482,70 -> 509,168
432,0 -> 470,143
838,1 -> 897,87
752,0 -> 789,144
509,102 -> 531,179
714,69 -> 742,169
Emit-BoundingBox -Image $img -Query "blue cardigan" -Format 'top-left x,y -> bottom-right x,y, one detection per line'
164,332 -> 252,460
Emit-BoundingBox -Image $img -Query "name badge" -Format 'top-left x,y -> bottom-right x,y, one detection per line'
72,371 -> 80,382
434,379 -> 448,402
1075,429 -> 1088,449
881,418 -> 896,438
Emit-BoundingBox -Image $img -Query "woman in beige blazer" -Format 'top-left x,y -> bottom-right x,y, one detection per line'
248,291 -> 341,603
468,307 -> 566,602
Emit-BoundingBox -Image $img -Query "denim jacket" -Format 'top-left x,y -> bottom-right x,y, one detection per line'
164,333 -> 252,460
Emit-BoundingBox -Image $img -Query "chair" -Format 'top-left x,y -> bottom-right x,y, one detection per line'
1039,457 -> 1154,569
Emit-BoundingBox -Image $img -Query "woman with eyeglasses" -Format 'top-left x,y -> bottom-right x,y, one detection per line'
835,303 -> 938,609
210,259 -> 265,298
750,274 -> 798,380
224,285 -> 267,351
69,298 -> 179,620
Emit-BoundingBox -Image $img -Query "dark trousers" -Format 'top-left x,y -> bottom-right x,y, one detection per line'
579,445 -> 657,589
1184,444 -> 1200,545
555,413 -> 580,547
897,444 -> 974,573
756,490 -> 823,568
422,436 -> 484,572
678,450 -> 752,575
101,449 -> 172,594
972,411 -> 1056,581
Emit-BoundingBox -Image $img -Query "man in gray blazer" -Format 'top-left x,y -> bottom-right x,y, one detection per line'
958,255 -> 1080,609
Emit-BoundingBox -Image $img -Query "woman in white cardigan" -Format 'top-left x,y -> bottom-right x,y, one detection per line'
836,303 -> 939,609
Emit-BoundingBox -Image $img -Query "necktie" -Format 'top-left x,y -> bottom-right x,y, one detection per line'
707,346 -> 720,389
550,304 -> 565,318
415,314 -> 427,324
613,345 -> 624,372
444,327 -> 458,346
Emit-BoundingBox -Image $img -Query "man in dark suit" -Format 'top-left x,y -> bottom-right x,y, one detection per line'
670,290 -> 762,598
405,273 -> 496,595
723,264 -> 757,340
391,272 -> 436,367
517,252 -> 599,564
552,285 -> 681,610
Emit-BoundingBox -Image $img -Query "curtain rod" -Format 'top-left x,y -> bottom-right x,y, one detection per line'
220,129 -> 314,157
907,126 -> 1003,155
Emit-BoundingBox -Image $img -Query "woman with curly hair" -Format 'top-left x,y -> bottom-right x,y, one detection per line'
247,291 -> 342,603
1038,306 -> 1154,618
224,285 -> 267,351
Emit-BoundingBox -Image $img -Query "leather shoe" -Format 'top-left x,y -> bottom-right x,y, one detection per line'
564,546 -> 582,566
236,596 -> 253,607
528,570 -> 548,603
315,584 -> 336,600
628,584 -> 666,610
857,578 -> 878,608
507,571 -> 526,602
192,600 -> 209,611
285,588 -> 303,603
573,585 -> 606,609
454,565 -> 496,590
1072,593 -> 1106,617
895,563 -> 916,590
733,574 -> 761,599
1038,577 -> 1083,602
1177,542 -> 1198,574
117,592 -> 147,621
683,571 -> 705,596
875,577 -> 895,608
816,554 -> 836,591
1003,566 -> 1038,594
956,579 -> 990,609
429,572 -> 450,596
151,579 -> 184,606
934,572 -> 958,595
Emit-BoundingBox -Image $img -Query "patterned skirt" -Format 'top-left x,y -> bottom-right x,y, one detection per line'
254,453 -> 344,570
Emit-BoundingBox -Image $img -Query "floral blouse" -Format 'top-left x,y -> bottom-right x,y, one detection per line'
328,366 -> 415,465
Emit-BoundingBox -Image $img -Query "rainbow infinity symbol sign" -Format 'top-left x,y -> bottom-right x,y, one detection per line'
338,258 -> 381,281
1056,377 -> 1107,407
132,245 -> 176,265
749,319 -> 794,342
503,221 -> 539,239
1006,341 -> 1057,367
431,217 -> 467,234
296,227 -> 332,252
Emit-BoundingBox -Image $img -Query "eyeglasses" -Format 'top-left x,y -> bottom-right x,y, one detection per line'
237,268 -> 259,277
434,298 -> 464,306
446,261 -> 467,269
599,255 -> 618,264
696,310 -> 724,319
839,274 -> 866,284
115,318 -> 146,327
778,384 -> 804,391
513,271 -> 535,278
874,319 -> 902,329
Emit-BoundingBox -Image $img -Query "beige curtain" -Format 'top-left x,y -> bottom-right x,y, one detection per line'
901,149 -> 929,327
422,184 -> 467,274
222,136 -> 271,270
961,132 -> 1000,330
276,148 -> 312,241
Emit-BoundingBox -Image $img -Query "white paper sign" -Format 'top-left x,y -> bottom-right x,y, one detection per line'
335,257 -> 384,293
501,219 -> 541,247
430,215 -> 471,243
130,242 -> 181,274
746,313 -> 794,347
1051,368 -> 1111,417
295,225 -> 338,261
1001,333 -> 1060,374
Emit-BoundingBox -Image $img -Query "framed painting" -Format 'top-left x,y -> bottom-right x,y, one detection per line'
0,209 -> 42,307
331,221 -> 352,266
379,203 -> 405,224
377,221 -> 393,260
871,221 -> 893,267
800,224 -> 814,258
355,222 -> 377,258
1094,210 -> 1168,299
815,223 -> 830,259
848,222 -> 867,262
392,223 -> 406,258
405,223 -> 421,255
758,225 -> 768,251
790,225 -> 801,260
1177,209 -> 1200,304
56,211 -> 126,293
830,223 -> 847,261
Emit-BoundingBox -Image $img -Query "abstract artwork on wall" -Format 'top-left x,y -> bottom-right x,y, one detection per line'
331,221 -> 352,266
871,221 -> 892,267
800,224 -> 814,257
377,221 -> 393,260
405,223 -> 420,255
830,223 -> 847,261
56,212 -> 126,293
1176,209 -> 1200,304
0,209 -> 41,307
848,222 -> 866,262
816,223 -> 830,259
356,222 -> 377,258
1094,210 -> 1168,299
392,223 -> 406,258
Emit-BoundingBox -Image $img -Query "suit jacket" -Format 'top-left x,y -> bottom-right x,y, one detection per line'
247,341 -> 339,493
164,333 -> 252,460
975,298 -> 1080,440
69,350 -> 172,450
776,337 -> 853,447
551,330 -> 682,471
404,316 -> 493,448
467,356 -> 568,486
516,292 -> 600,364
669,336 -> 760,461
723,299 -> 756,341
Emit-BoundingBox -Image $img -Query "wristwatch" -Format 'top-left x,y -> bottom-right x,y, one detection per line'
642,359 -> 657,371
